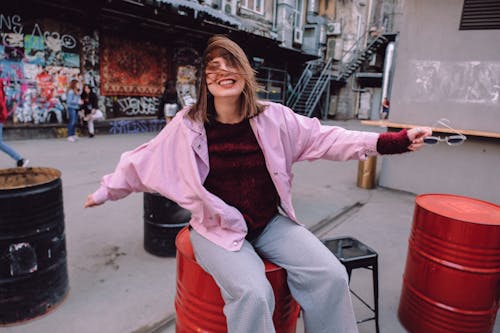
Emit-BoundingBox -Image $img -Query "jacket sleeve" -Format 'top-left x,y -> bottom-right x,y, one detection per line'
91,142 -> 155,204
281,105 -> 379,162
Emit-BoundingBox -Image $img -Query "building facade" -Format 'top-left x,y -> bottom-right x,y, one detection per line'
0,0 -> 319,129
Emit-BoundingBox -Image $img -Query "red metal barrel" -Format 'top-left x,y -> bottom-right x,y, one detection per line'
398,194 -> 500,333
175,227 -> 300,333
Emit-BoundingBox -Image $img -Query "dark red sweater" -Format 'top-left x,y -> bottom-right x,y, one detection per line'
204,119 -> 411,240
204,119 -> 279,240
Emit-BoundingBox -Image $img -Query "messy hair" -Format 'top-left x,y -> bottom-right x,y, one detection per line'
188,35 -> 265,122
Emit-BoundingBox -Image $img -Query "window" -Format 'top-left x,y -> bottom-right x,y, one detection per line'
241,0 -> 264,15
294,0 -> 305,29
460,0 -> 500,30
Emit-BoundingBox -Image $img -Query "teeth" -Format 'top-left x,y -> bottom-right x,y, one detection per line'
219,79 -> 235,86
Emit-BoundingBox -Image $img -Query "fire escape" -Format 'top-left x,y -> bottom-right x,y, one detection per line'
286,32 -> 388,118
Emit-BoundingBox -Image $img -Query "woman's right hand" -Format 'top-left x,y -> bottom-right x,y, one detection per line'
84,194 -> 102,208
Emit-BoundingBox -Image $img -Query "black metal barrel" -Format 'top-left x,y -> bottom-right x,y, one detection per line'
0,167 -> 69,325
143,192 -> 190,257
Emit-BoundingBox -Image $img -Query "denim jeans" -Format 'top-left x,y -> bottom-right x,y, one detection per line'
0,123 -> 22,162
67,107 -> 78,137
190,214 -> 358,333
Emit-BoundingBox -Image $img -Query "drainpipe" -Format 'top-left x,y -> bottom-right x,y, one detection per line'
273,0 -> 278,31
381,42 -> 395,102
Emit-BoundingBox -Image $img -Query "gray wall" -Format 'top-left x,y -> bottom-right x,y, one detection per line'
379,0 -> 500,204
389,0 -> 500,132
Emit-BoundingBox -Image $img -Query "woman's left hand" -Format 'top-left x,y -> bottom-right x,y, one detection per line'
407,127 -> 432,151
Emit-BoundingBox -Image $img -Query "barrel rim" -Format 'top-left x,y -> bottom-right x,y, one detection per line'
0,167 -> 62,191
416,193 -> 500,226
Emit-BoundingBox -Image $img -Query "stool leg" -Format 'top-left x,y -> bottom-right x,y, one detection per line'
373,261 -> 380,333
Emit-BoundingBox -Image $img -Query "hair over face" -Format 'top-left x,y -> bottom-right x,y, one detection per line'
189,35 -> 265,122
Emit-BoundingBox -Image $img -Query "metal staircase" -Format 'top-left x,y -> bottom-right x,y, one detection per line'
287,33 -> 388,117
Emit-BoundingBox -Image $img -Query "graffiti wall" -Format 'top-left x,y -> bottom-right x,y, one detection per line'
0,11 -> 202,128
0,14 -> 82,124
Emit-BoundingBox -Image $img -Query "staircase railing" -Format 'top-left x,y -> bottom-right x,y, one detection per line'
286,61 -> 314,107
286,24 -> 388,116
304,58 -> 333,117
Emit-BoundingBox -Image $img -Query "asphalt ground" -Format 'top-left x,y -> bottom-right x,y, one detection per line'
1,119 -> 498,333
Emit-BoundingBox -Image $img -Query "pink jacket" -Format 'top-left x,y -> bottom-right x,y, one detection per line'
92,102 -> 379,251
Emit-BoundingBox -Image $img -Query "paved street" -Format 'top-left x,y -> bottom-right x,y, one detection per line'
1,120 -> 498,333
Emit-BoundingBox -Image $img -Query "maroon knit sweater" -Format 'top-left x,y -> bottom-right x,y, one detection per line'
204,120 -> 410,240
204,119 -> 279,240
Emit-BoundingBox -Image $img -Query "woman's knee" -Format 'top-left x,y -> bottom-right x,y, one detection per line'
230,279 -> 275,308
323,259 -> 349,289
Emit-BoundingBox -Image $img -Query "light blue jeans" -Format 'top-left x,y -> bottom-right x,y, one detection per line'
0,123 -> 22,162
190,214 -> 358,333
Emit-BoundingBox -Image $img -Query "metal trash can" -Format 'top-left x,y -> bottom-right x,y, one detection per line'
0,167 -> 69,325
175,227 -> 300,332
357,156 -> 377,189
143,192 -> 190,257
398,194 -> 500,333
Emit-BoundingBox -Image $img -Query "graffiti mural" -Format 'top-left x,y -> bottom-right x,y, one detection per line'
116,96 -> 160,116
108,119 -> 165,135
0,13 -> 81,124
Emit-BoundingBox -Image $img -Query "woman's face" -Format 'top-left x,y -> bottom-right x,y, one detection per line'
84,86 -> 91,93
205,56 -> 245,99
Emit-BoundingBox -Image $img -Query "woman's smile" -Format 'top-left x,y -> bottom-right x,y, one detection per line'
206,57 -> 245,98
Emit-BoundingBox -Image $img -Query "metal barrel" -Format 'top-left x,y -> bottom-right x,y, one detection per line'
143,192 -> 190,257
0,167 -> 69,325
398,194 -> 500,333
357,156 -> 377,189
175,227 -> 300,333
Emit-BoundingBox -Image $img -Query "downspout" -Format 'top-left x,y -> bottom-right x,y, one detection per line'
381,42 -> 395,102
272,0 -> 278,31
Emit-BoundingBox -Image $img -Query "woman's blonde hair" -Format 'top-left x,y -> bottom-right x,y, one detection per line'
188,35 -> 265,122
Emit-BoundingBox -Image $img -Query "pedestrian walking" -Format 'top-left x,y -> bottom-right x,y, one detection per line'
0,80 -> 29,167
66,79 -> 81,142
84,35 -> 432,333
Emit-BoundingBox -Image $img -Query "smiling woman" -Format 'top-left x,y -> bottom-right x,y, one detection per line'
84,35 -> 432,333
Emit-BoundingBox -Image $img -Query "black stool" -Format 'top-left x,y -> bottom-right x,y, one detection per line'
322,236 -> 379,333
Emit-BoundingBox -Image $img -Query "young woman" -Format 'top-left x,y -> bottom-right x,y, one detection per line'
80,84 -> 102,138
66,79 -> 81,142
85,35 -> 431,333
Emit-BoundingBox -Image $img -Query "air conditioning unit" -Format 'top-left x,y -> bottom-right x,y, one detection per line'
293,28 -> 303,44
222,0 -> 237,15
326,22 -> 341,36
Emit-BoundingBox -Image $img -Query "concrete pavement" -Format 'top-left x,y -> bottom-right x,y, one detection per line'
1,120 -> 498,333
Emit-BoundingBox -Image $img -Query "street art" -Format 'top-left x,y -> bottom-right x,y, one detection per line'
408,60 -> 500,106
1,12 -> 173,128
108,119 -> 165,135
176,65 -> 197,107
0,13 -> 81,124
116,96 -> 159,116
100,35 -> 168,96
